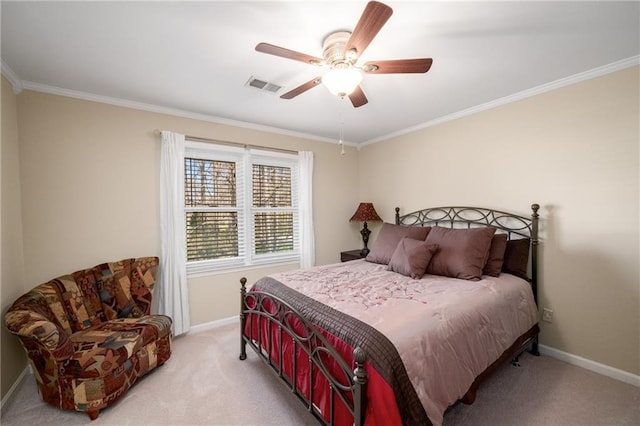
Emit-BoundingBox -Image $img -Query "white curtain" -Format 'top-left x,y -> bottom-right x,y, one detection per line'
159,130 -> 191,336
298,151 -> 315,268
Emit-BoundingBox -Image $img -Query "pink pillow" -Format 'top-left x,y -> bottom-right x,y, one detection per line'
483,233 -> 508,277
425,226 -> 497,280
365,223 -> 431,265
388,238 -> 439,279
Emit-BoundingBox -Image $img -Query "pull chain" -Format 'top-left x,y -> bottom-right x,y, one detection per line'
338,102 -> 347,156
339,119 -> 346,155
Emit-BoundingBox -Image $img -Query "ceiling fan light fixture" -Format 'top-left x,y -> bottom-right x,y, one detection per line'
255,2 -> 429,107
322,67 -> 363,98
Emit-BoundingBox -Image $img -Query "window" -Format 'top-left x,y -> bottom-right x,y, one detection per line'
185,158 -> 239,261
252,163 -> 295,255
184,142 -> 299,275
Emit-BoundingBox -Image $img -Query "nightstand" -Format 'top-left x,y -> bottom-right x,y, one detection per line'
341,249 -> 366,262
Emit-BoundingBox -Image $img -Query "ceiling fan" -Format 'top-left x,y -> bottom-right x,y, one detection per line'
255,1 -> 433,108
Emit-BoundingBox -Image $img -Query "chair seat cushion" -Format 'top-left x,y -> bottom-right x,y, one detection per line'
67,315 -> 172,379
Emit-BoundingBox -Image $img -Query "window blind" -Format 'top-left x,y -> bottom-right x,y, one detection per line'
251,163 -> 297,257
184,157 -> 243,263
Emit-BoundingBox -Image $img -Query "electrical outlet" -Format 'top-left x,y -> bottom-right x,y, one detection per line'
542,308 -> 554,323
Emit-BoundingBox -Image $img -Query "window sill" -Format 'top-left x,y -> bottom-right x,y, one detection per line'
186,260 -> 300,278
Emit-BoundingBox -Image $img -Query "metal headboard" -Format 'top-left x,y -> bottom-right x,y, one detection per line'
395,204 -> 540,303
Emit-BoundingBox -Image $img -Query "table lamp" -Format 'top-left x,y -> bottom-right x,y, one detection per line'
349,202 -> 382,257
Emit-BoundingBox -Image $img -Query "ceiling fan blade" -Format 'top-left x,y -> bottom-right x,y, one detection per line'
344,1 -> 393,59
363,58 -> 433,74
256,43 -> 324,65
280,77 -> 322,99
348,85 -> 368,108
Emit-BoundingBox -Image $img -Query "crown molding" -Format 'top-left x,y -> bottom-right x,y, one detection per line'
1,61 -> 24,94
360,55 -> 640,148
18,80 -> 358,148
11,55 -> 638,149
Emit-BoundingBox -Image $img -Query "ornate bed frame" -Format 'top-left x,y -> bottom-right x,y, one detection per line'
239,204 -> 540,425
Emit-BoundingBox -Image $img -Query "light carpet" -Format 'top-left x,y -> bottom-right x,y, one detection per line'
2,322 -> 638,425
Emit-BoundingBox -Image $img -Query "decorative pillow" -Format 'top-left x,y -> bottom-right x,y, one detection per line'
365,223 -> 431,265
387,238 -> 439,279
483,233 -> 508,277
502,238 -> 530,279
425,226 -> 497,280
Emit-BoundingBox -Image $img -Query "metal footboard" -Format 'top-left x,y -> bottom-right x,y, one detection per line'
239,277 -> 367,426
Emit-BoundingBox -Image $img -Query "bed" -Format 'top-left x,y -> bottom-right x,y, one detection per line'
239,204 -> 540,426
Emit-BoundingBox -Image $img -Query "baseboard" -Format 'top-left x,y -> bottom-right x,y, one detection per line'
185,321 -> 640,388
188,316 -> 238,334
1,366 -> 30,411
539,344 -> 640,388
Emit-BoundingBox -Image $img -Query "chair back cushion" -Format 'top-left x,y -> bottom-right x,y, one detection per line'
11,257 -> 159,334
97,257 -> 159,320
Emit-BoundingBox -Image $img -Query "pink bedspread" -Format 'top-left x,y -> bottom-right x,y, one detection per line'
267,259 -> 539,425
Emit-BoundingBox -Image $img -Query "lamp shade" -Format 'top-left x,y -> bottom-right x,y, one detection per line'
349,202 -> 382,222
322,67 -> 363,97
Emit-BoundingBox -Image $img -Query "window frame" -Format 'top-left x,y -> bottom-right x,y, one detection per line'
184,141 -> 299,276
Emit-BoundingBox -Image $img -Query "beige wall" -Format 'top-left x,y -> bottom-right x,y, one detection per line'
1,76 -> 28,399
359,66 -> 640,375
15,92 -> 361,286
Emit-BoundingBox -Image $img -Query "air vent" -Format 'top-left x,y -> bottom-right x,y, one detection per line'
245,76 -> 282,94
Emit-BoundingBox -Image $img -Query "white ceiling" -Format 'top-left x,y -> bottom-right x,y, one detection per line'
2,1 -> 639,146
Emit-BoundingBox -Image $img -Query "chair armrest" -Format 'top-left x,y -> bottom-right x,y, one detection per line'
5,310 -> 74,361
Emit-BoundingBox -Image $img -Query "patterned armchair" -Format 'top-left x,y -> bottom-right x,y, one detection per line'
5,257 -> 172,420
